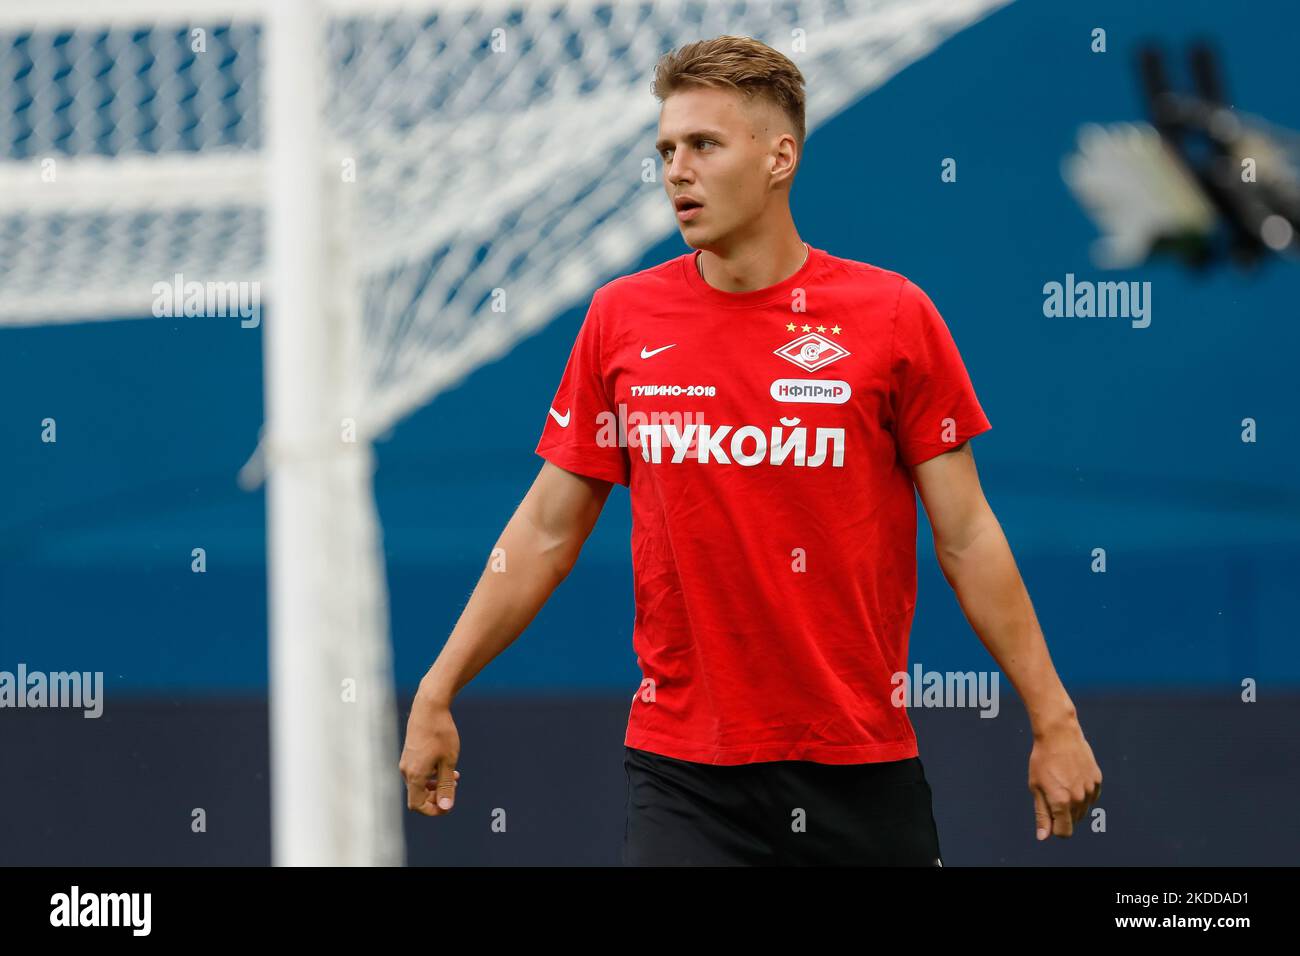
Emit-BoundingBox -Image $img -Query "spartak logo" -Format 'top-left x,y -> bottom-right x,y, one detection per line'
773,332 -> 850,372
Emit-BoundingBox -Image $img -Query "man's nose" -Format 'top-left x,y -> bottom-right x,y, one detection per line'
665,154 -> 692,185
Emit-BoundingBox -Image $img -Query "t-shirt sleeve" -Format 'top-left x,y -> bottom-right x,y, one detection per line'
534,290 -> 631,486
889,278 -> 992,468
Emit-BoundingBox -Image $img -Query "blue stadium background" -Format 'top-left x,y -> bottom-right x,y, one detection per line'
2,0 -> 1297,865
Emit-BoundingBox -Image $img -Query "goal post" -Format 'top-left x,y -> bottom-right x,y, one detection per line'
264,0 -> 403,867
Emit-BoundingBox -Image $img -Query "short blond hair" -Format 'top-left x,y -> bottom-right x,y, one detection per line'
652,35 -> 807,157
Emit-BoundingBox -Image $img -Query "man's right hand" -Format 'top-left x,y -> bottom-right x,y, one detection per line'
395,462 -> 614,818
399,688 -> 461,816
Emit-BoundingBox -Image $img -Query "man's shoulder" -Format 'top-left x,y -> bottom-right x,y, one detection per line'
594,253 -> 689,305
818,249 -> 913,293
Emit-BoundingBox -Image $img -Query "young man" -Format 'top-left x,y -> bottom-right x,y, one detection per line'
400,35 -> 1102,865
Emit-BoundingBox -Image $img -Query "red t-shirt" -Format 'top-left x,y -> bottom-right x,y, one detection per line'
535,244 -> 992,765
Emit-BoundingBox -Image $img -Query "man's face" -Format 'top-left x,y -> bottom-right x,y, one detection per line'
656,86 -> 792,249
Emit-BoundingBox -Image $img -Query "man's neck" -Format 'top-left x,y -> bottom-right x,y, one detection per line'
695,239 -> 809,291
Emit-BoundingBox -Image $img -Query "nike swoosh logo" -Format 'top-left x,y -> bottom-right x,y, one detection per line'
640,344 -> 676,359
548,407 -> 571,427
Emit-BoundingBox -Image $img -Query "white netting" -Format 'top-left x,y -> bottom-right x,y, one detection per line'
0,0 -> 1013,438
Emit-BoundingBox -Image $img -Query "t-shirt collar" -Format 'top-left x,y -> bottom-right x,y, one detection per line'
683,242 -> 821,309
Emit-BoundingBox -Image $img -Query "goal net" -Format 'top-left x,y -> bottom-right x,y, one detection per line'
0,0 -> 1012,865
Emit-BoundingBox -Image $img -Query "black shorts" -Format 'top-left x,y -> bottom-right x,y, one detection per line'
622,745 -> 943,866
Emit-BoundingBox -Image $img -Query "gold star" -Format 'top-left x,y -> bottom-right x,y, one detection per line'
830,324 -> 842,334
785,322 -> 796,331
801,324 -> 812,332
816,325 -> 827,333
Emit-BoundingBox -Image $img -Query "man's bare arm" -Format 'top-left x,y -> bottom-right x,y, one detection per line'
911,443 -> 1072,729
911,442 -> 1102,839
420,460 -> 613,706
400,460 -> 613,815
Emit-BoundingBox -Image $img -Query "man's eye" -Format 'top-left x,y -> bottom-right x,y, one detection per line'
660,141 -> 713,160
